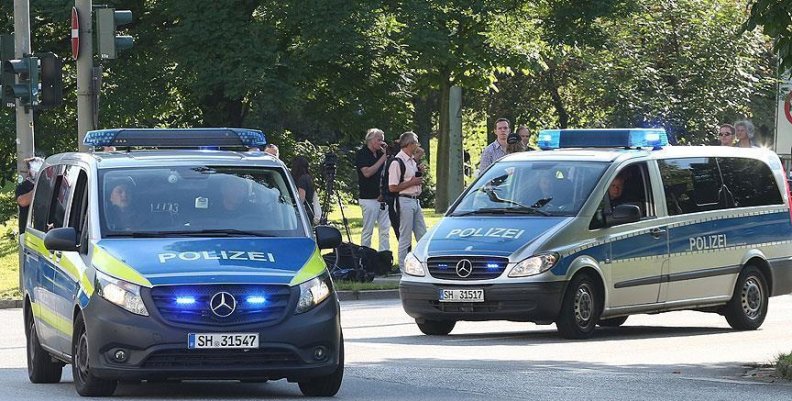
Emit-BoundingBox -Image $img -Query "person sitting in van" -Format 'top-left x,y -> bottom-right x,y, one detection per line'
106,180 -> 139,231
608,174 -> 626,207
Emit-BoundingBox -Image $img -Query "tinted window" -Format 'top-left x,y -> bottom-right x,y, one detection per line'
30,165 -> 58,231
67,167 -> 90,242
98,166 -> 305,237
451,161 -> 608,217
659,158 -> 725,215
718,158 -> 782,207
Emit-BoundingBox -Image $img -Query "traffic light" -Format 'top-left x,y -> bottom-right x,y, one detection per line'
39,52 -> 63,109
2,54 -> 38,108
1,33 -> 15,107
96,8 -> 134,59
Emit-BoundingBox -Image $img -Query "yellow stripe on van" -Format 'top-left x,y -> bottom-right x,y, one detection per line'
92,245 -> 152,288
31,301 -> 72,337
289,249 -> 327,286
26,234 -> 94,295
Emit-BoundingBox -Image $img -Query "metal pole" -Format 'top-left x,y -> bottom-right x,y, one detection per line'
13,0 -> 34,177
76,0 -> 93,152
447,86 -> 464,203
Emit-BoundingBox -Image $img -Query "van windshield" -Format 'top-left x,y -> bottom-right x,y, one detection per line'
99,166 -> 306,237
451,161 -> 608,217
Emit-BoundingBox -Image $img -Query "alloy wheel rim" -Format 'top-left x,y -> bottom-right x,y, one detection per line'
574,284 -> 593,326
741,277 -> 762,319
28,322 -> 36,369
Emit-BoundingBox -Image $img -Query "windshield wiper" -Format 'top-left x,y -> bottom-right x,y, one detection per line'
452,207 -> 550,216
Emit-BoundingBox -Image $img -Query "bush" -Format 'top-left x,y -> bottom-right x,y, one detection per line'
0,188 -> 17,226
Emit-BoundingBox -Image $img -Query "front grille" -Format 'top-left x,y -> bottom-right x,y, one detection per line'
427,256 -> 508,280
149,285 -> 292,327
141,348 -> 301,369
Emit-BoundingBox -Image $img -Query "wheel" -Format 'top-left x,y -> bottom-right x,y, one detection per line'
598,316 -> 628,328
416,319 -> 456,336
298,333 -> 344,397
556,273 -> 601,339
26,311 -> 63,383
724,266 -> 768,330
72,314 -> 117,397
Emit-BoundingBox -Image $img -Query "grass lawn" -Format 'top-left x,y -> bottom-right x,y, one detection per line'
0,219 -> 20,300
778,352 -> 792,380
334,280 -> 400,291
0,207 -> 444,300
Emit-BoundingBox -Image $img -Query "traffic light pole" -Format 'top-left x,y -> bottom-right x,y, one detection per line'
13,0 -> 34,177
76,0 -> 93,152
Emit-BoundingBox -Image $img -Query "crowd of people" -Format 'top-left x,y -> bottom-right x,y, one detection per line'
14,118 -> 764,273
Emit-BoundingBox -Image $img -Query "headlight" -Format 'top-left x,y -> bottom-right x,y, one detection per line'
508,253 -> 559,278
404,252 -> 425,277
95,270 -> 149,316
295,274 -> 333,314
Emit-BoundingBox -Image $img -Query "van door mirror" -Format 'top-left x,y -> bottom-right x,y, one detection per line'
44,227 -> 78,252
315,225 -> 342,250
605,204 -> 641,227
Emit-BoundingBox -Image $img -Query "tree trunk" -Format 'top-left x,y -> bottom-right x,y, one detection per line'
413,92 -> 434,165
435,76 -> 451,213
544,65 -> 569,129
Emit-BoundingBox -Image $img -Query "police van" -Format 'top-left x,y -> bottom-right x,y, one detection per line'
400,129 -> 792,339
21,129 -> 344,396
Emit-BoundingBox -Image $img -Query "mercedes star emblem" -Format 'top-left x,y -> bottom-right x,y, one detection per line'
455,259 -> 473,278
210,292 -> 237,317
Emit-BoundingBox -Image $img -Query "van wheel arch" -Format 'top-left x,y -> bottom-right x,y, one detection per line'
556,268 -> 605,339
566,267 -> 606,315
745,257 -> 772,296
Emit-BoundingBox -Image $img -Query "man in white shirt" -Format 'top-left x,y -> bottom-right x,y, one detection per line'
389,131 -> 426,271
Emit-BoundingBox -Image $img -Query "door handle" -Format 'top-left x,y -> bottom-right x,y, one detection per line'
650,228 -> 666,239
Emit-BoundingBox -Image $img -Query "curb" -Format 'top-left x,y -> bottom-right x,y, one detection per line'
0,299 -> 22,309
337,289 -> 400,301
778,357 -> 792,380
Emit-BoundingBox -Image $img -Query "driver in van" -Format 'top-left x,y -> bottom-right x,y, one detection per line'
106,179 -> 138,230
608,174 -> 626,207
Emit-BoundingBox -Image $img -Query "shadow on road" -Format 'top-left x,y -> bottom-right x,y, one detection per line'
350,325 -> 735,346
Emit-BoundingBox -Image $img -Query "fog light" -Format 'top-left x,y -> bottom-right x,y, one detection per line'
113,349 -> 128,362
312,346 -> 328,361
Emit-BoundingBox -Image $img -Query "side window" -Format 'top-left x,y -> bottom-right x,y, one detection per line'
67,167 -> 90,243
718,158 -> 783,208
658,158 -> 724,215
590,162 -> 654,228
30,165 -> 58,231
48,175 -> 69,230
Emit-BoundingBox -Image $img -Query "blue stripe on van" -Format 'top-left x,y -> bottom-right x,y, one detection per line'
551,211 -> 792,276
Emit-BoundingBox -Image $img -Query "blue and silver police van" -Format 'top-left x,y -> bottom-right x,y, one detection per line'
400,129 -> 792,339
21,129 -> 344,396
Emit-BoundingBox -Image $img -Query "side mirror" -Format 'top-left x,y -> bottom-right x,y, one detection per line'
43,227 -> 78,252
315,225 -> 342,250
605,204 -> 641,227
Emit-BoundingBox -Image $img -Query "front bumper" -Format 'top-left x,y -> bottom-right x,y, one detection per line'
400,281 -> 566,324
82,292 -> 341,381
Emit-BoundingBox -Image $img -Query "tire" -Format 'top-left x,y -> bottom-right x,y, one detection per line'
598,316 -> 628,328
724,266 -> 768,331
26,312 -> 63,384
299,334 -> 344,397
72,314 -> 117,397
556,273 -> 601,339
416,320 -> 456,336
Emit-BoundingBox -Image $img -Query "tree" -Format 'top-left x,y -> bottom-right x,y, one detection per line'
745,0 -> 792,72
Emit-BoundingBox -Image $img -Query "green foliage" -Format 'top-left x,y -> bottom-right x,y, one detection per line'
745,0 -> 792,72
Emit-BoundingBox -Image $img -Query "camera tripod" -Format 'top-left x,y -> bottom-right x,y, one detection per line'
320,153 -> 352,242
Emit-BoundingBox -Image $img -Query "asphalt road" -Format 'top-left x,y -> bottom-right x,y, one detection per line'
0,295 -> 791,400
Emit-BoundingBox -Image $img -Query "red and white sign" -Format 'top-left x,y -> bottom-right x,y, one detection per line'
71,7 -> 79,60
775,72 -> 792,157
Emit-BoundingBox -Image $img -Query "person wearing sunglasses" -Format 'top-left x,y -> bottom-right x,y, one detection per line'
718,123 -> 735,146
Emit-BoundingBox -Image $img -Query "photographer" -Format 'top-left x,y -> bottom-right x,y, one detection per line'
389,131 -> 426,271
355,128 -> 391,252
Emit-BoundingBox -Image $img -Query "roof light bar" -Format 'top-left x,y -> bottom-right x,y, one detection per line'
537,128 -> 668,150
83,128 -> 267,149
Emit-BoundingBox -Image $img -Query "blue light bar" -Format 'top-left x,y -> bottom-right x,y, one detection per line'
537,128 -> 668,150
83,128 -> 267,149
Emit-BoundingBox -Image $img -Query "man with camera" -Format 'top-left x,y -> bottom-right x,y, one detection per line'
389,131 -> 426,271
355,128 -> 391,252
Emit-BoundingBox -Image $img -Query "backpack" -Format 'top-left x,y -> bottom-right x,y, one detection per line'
380,156 -> 406,201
